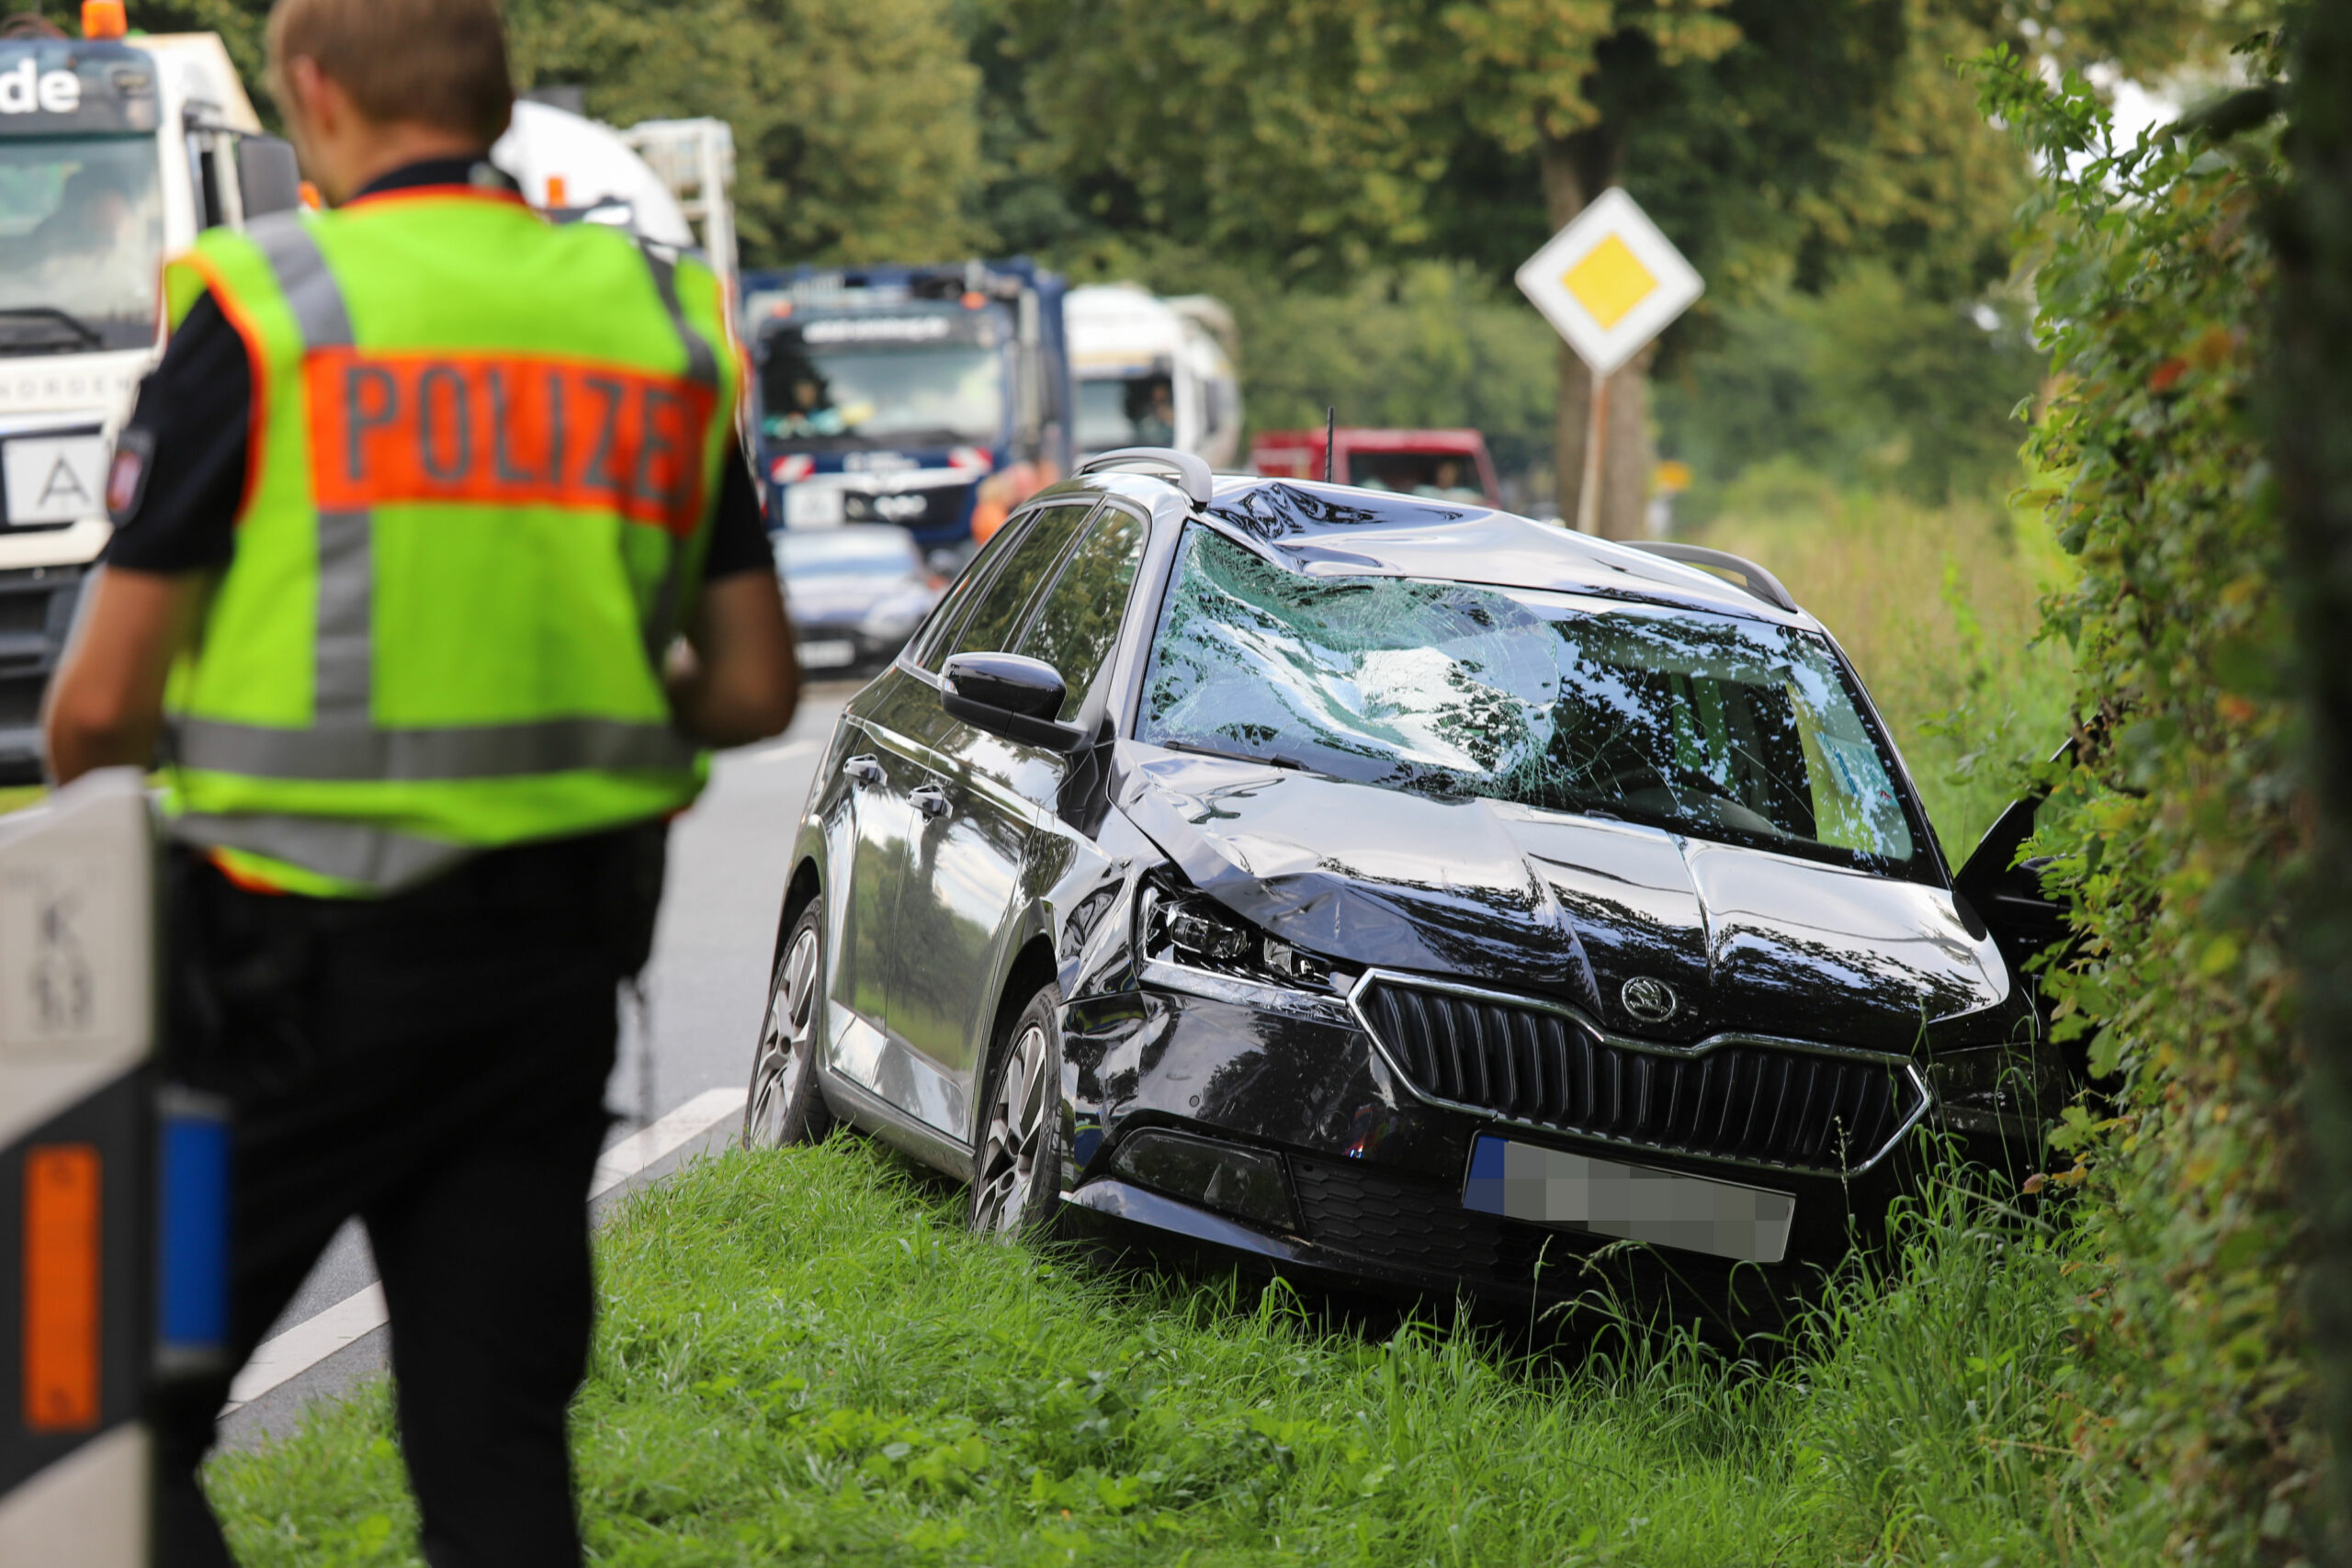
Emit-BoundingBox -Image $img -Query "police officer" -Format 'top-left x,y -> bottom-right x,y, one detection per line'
41,0 -> 797,1562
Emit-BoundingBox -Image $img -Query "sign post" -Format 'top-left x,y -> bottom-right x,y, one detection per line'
0,771 -> 157,1566
1514,187 -> 1704,533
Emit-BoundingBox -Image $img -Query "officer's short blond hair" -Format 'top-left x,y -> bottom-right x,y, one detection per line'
266,0 -> 514,147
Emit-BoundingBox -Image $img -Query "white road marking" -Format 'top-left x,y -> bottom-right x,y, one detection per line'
222,1087 -> 748,1412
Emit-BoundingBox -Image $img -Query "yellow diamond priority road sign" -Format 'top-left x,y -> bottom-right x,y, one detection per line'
1516,187 -> 1702,378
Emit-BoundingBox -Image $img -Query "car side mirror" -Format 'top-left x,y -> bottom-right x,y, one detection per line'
940,652 -> 1090,752
236,136 -> 303,220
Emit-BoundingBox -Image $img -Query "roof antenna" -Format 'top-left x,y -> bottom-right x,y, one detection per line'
1323,406 -> 1335,483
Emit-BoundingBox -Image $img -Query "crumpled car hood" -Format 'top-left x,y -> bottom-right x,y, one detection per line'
1115,746 -> 2006,1053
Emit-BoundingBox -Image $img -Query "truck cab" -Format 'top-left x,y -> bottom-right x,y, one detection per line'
0,23 -> 295,780
1068,283 -> 1241,470
741,261 -> 1072,556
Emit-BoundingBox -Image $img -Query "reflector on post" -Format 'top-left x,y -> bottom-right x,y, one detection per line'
23,1145 -> 101,1432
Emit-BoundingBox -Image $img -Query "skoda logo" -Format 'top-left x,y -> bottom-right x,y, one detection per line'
1620,976 -> 1679,1025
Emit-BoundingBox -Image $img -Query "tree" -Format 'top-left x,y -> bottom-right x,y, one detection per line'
508,0 -> 982,266
987,0 -> 2047,534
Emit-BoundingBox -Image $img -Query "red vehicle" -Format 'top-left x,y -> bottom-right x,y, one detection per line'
1249,427 -> 1501,507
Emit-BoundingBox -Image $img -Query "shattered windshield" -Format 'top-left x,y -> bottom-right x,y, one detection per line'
1137,526 -> 1927,875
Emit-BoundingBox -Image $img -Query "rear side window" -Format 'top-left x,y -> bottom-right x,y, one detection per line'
945,503 -> 1094,661
1015,506 -> 1148,717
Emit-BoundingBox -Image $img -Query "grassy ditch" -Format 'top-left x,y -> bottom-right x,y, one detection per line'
0,784 -> 42,816
209,1139 -> 2151,1566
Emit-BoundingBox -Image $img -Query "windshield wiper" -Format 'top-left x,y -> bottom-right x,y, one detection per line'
0,307 -> 107,355
1158,739 -> 1309,772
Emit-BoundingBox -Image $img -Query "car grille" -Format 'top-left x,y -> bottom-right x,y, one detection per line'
1354,976 -> 1923,1174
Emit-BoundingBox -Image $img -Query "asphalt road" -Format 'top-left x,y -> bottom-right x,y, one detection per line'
220,683 -> 854,1444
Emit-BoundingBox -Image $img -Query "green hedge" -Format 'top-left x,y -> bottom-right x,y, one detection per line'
1978,36 -> 2315,1556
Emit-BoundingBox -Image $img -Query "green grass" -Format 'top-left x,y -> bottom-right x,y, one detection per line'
208,1139 -> 2154,1566
0,784 -> 42,817
1688,462 -> 2075,863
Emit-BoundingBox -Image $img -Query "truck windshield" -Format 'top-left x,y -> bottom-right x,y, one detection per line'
0,136 -> 164,354
1077,374 -> 1174,452
1139,526 -> 1928,877
760,339 -> 1004,447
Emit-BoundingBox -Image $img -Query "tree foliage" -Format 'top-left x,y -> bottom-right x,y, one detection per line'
508,0 -> 980,265
1978,33 -> 2314,1556
96,0 -> 983,266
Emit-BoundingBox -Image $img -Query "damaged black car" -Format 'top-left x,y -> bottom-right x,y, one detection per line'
743,446 -> 2066,1325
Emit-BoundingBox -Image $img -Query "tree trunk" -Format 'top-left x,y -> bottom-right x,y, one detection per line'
2276,7 -> 2352,1555
1537,130 -> 1646,538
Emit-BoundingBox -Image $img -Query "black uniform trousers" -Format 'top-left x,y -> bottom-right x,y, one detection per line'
152,829 -> 651,1568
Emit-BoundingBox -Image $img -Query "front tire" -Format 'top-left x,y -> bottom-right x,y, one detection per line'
970,984 -> 1068,1238
743,904 -> 834,1148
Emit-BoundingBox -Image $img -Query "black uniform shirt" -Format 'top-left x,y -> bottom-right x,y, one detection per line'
105,157 -> 772,580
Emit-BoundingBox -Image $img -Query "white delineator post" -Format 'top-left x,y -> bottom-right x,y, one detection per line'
0,771 -> 157,1568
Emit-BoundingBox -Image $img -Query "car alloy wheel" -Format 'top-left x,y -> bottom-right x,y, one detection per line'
972,987 -> 1065,1237
743,908 -> 831,1147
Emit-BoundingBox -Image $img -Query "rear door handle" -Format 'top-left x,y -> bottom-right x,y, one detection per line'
910,784 -> 954,820
842,754 -> 885,786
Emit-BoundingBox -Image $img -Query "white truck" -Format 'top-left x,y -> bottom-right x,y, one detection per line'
0,22 -> 292,780
1067,283 -> 1242,470
0,13 -> 737,782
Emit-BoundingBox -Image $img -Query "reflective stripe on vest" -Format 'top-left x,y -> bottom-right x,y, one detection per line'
168,216 -> 716,794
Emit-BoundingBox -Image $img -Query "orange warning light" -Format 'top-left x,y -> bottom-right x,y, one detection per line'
23,1145 -> 102,1433
546,175 -> 569,209
81,1 -> 127,39
961,291 -> 988,310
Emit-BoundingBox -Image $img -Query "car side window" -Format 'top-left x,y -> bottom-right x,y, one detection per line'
945,503 -> 1095,661
1014,506 -> 1148,718
908,507 -> 1045,672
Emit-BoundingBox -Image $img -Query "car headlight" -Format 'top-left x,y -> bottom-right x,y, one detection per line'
1139,874 -> 1347,992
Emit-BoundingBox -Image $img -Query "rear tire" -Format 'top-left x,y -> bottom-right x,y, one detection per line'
970,984 -> 1068,1238
743,904 -> 835,1148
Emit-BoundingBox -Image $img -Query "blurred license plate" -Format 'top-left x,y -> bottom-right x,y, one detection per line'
797,639 -> 856,670
1462,1134 -> 1793,1264
4,435 -> 107,525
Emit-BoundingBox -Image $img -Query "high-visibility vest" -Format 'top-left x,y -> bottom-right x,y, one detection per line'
154,186 -> 741,897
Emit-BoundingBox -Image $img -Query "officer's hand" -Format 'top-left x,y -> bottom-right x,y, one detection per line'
667,571 -> 799,748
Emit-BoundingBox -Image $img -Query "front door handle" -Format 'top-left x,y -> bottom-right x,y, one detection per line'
842,754 -> 885,786
910,784 -> 954,820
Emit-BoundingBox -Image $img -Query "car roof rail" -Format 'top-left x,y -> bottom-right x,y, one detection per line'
1076,446 -> 1215,507
1625,541 -> 1800,614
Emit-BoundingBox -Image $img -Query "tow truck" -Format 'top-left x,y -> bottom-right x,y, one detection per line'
0,9 -> 297,781
739,260 -> 1073,554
